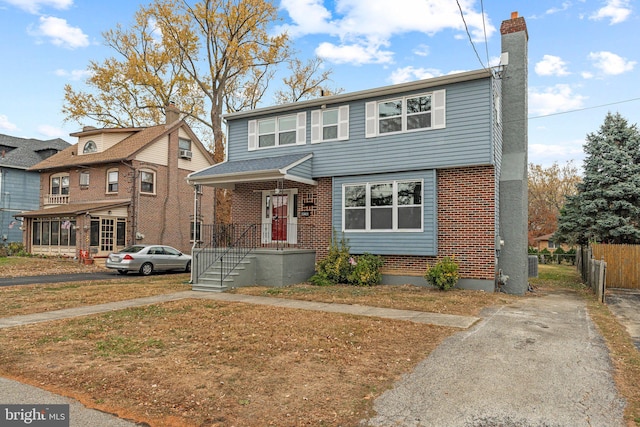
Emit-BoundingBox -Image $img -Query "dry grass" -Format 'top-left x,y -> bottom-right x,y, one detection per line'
0,258 -> 638,426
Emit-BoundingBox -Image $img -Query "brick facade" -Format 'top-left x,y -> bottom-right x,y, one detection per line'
230,165 -> 496,282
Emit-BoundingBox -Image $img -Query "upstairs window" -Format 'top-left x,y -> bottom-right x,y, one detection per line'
107,169 -> 119,193
365,89 -> 445,138
51,174 -> 69,195
179,138 -> 191,151
80,171 -> 90,187
248,112 -> 306,151
83,140 -> 97,154
140,170 -> 155,194
311,106 -> 349,143
343,180 -> 423,232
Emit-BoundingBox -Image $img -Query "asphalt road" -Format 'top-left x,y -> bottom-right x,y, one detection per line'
0,271 -> 129,287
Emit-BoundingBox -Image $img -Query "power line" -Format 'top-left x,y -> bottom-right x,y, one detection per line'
528,97 -> 640,120
455,0 -> 487,70
480,0 -> 490,67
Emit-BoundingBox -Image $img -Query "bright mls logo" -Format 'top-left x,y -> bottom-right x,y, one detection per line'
1,405 -> 69,426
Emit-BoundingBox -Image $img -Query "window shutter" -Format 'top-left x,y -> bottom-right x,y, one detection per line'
432,89 -> 446,129
338,105 -> 349,141
248,120 -> 257,151
365,101 -> 377,138
311,110 -> 321,144
296,112 -> 306,145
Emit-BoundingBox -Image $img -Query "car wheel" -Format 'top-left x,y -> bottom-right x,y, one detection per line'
117,269 -> 128,275
185,261 -> 191,273
140,262 -> 153,276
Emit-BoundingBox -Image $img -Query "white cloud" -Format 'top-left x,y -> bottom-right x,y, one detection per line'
389,66 -> 442,84
529,84 -> 587,116
529,139 -> 585,168
413,44 -> 430,57
29,16 -> 89,49
0,114 -> 19,132
55,68 -> 91,81
545,2 -> 571,15
2,0 -> 72,14
588,51 -> 636,75
37,124 -> 66,138
535,55 -> 570,77
281,0 -> 495,65
315,41 -> 393,65
590,0 -> 632,24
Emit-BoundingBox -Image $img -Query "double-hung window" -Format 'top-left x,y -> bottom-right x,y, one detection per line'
248,112 -> 306,150
366,89 -> 445,137
343,180 -> 423,231
51,174 -> 69,195
140,170 -> 155,194
310,106 -> 349,143
107,169 -> 118,193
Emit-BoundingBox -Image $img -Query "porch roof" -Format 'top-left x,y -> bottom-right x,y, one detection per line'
186,153 -> 316,189
16,200 -> 130,218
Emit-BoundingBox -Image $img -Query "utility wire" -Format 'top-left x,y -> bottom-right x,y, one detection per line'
480,0 -> 490,67
455,0 -> 487,70
528,97 -> 640,120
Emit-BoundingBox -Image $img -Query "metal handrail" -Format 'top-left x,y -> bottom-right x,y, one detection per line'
192,222 -> 315,285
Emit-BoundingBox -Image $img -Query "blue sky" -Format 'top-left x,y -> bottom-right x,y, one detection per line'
0,0 -> 637,169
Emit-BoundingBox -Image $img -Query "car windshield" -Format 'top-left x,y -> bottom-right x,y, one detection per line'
119,246 -> 146,253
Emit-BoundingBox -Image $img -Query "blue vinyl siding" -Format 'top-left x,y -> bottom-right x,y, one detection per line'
227,78 -> 493,178
287,159 -> 312,180
0,168 -> 40,243
332,170 -> 437,256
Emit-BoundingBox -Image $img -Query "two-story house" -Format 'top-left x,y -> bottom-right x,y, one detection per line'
187,13 -> 529,294
0,134 -> 70,244
18,105 -> 216,259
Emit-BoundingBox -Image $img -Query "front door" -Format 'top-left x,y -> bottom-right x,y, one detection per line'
262,189 -> 297,244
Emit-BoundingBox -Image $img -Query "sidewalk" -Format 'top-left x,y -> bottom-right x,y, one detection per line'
0,290 -> 480,330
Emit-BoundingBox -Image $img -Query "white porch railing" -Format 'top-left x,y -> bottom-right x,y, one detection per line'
44,194 -> 69,205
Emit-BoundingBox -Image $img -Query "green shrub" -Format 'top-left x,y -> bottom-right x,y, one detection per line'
311,231 -> 352,285
347,253 -> 383,287
310,233 -> 384,287
424,256 -> 460,291
7,242 -> 25,256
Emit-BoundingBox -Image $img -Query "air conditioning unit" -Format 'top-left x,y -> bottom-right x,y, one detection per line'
179,149 -> 192,159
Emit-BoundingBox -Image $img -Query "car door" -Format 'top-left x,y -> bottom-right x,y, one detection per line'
162,246 -> 182,269
148,246 -> 170,271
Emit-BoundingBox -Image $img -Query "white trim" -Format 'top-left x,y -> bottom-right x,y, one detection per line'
342,179 -> 424,232
432,89 -> 446,129
296,112 -> 306,145
365,102 -> 377,138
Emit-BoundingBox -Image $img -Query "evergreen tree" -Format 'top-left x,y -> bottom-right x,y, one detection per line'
556,112 -> 640,244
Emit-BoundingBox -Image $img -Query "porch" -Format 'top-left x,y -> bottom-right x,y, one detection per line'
191,223 -> 316,292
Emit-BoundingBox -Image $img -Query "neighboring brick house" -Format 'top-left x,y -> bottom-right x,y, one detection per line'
187,13 -> 529,294
18,105 -> 216,259
0,134 -> 70,244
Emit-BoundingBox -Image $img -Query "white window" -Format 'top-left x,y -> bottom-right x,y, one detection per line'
140,170 -> 155,194
179,138 -> 191,151
248,112 -> 306,151
311,106 -> 349,143
365,89 -> 445,138
107,169 -> 119,193
51,174 -> 69,195
80,171 -> 90,187
343,180 -> 423,232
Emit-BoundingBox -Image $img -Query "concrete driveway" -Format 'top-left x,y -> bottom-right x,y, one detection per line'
606,288 -> 640,350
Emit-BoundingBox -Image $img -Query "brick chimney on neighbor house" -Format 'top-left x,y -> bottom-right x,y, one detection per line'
165,101 -> 180,124
498,11 -> 529,295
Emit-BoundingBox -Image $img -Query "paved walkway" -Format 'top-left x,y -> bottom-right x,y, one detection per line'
0,290 -> 480,330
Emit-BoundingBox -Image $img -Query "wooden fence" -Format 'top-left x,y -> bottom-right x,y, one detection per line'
591,243 -> 640,289
577,246 -> 606,302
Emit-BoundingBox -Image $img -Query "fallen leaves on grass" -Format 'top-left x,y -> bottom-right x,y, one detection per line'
0,299 -> 454,426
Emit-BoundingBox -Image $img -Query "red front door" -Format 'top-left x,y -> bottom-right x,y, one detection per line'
271,194 -> 288,241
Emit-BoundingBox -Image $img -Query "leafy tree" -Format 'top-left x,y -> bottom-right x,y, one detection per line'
528,161 -> 581,245
556,112 -> 640,244
64,0 -> 340,224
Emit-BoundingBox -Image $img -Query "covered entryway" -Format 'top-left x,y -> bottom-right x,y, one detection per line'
261,189 -> 298,245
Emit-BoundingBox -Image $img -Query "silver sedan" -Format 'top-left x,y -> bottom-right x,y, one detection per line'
105,245 -> 192,276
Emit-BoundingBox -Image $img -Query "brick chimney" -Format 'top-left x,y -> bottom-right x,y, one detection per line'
500,11 -> 528,38
498,11 -> 529,295
165,102 -> 180,124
